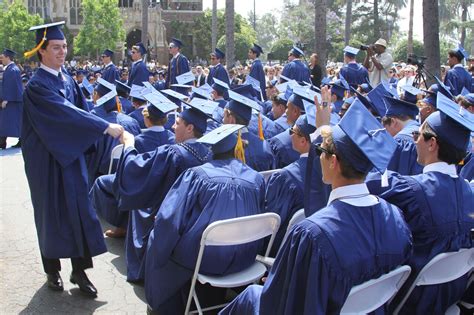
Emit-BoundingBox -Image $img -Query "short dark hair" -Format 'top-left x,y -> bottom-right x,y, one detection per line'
225,108 -> 249,126
382,114 -> 413,126
422,123 -> 467,164
456,95 -> 474,109
213,149 -> 235,160
272,94 -> 287,107
448,50 -> 462,62
37,40 -> 50,62
182,120 -> 203,139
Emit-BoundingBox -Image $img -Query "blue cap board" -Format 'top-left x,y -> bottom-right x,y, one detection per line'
81,77 -> 94,96
225,90 -> 261,122
171,84 -> 193,89
276,79 -> 298,93
115,80 -> 131,94
383,95 -> 419,118
232,84 -> 259,100
343,46 -> 359,57
401,85 -> 422,104
290,46 -> 304,58
102,49 -> 114,57
453,45 -> 469,60
351,87 -> 382,117
188,98 -> 219,116
95,77 -> 116,96
421,96 -> 436,107
250,43 -> 264,55
334,99 -> 398,174
331,80 -> 348,99
338,74 -> 351,90
294,114 -> 316,137
212,78 -> 230,95
170,38 -> 183,48
289,86 -> 321,112
381,81 -> 398,98
161,89 -> 189,101
367,84 -> 391,116
176,70 -> 195,85
130,84 -> 148,101
29,21 -> 65,44
2,49 -> 16,58
133,42 -> 147,55
212,48 -> 225,59
434,76 -> 454,100
179,99 -> 213,134
191,86 -> 212,100
424,92 -> 474,151
197,124 -> 246,154
245,75 -> 262,93
143,92 -> 178,119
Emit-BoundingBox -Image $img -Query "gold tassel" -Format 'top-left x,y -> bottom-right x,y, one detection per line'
116,96 -> 122,113
24,28 -> 47,59
258,113 -> 264,140
234,130 -> 246,164
459,159 -> 464,166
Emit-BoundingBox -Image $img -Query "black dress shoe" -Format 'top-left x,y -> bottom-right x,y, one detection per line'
70,270 -> 97,297
12,140 -> 21,148
46,272 -> 64,291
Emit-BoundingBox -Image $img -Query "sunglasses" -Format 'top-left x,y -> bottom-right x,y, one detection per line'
315,144 -> 335,156
411,131 -> 437,141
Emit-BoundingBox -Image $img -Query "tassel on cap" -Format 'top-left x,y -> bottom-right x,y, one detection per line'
258,113 -> 264,140
24,28 -> 47,59
116,96 -> 122,113
234,130 -> 246,164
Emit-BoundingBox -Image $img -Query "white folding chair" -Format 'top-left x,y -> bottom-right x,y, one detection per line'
340,265 -> 411,314
393,248 -> 474,315
259,169 -> 282,183
107,144 -> 124,174
184,213 -> 281,315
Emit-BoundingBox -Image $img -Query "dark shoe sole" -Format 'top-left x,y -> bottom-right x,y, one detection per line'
47,283 -> 64,291
70,277 -> 98,297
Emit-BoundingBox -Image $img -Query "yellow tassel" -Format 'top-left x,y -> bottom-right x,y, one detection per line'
116,96 -> 122,113
459,159 -> 464,166
24,28 -> 47,59
344,90 -> 350,99
258,113 -> 264,140
234,130 -> 246,164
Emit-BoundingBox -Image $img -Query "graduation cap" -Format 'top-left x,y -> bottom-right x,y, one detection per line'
212,78 -> 230,95
176,70 -> 195,85
2,49 -> 16,59
334,99 -> 397,174
81,77 -> 94,96
95,79 -> 118,107
191,86 -> 212,100
21,74 -> 29,82
343,46 -> 359,57
401,85 -> 422,104
294,114 -> 316,137
95,77 -> 116,97
289,87 -> 320,112
179,99 -> 214,134
188,98 -> 219,116
143,93 -> 178,119
232,84 -> 259,100
277,87 -> 293,104
425,92 -> 474,151
275,79 -> 298,93
130,84 -> 148,101
170,84 -> 193,89
115,80 -> 131,95
434,76 -> 454,100
169,38 -> 183,48
250,43 -> 264,56
381,81 -> 398,98
197,124 -> 246,154
161,89 -> 189,101
338,74 -> 351,91
226,90 -> 261,122
330,80 -> 348,99
360,82 -> 373,93
383,95 -> 419,118
133,42 -> 147,55
102,49 -> 114,57
25,21 -> 65,58
290,46 -> 304,58
211,48 -> 225,59
452,44 -> 469,60
351,87 -> 383,117
245,75 -> 262,94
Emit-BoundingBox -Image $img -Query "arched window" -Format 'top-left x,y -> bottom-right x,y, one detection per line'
70,0 -> 83,25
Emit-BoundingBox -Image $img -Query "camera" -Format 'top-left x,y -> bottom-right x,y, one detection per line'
360,44 -> 374,51
407,53 -> 427,68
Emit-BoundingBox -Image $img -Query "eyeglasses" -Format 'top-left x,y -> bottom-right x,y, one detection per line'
131,51 -> 137,54
411,130 -> 437,141
315,144 -> 335,156
289,127 -> 304,137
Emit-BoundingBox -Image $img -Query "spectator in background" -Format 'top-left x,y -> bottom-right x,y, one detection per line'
309,53 -> 322,87
363,38 -> 393,86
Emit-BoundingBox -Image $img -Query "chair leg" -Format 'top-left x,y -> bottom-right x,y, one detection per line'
193,291 -> 203,315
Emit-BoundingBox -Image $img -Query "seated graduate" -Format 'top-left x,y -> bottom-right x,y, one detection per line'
265,114 -> 315,255
271,91 -> 291,134
382,94 -> 423,175
219,99 -> 413,315
90,101 -> 212,272
328,79 -> 348,113
115,80 -> 135,114
145,124 -> 266,314
208,78 -> 229,126
223,90 -> 274,171
457,93 -> 474,181
366,92 -> 474,314
128,84 -> 149,128
134,93 -> 176,153
79,77 -> 94,111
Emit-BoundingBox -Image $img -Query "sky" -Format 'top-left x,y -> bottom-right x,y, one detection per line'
202,0 -> 425,40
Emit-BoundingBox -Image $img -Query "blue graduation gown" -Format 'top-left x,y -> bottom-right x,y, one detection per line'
153,80 -> 166,91
273,115 -> 290,134
165,54 -> 190,95
144,159 -> 265,313
332,99 -> 344,113
22,68 -> 109,259
444,66 -> 472,95
242,131 -> 274,171
459,152 -> 474,181
249,59 -> 267,100
366,170 -> 474,314
387,120 -> 423,175
129,107 -> 146,128
267,129 -> 299,169
339,63 -> 369,88
102,63 -> 120,84
128,60 -> 149,87
281,60 -> 311,83
134,128 -> 175,153
0,62 -> 23,137
207,63 -> 230,86
220,197 -> 412,315
265,156 -> 307,255
261,100 -> 273,117
119,96 -> 134,114
248,113 -> 280,139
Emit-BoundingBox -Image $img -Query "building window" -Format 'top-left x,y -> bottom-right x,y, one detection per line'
28,0 -> 51,19
70,0 -> 83,25
118,0 -> 134,7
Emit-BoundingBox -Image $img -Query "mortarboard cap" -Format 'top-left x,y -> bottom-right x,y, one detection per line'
212,78 -> 230,95
401,85 -> 422,104
143,92 -> 178,119
294,114 -> 316,137
211,48 -> 225,59
170,84 -> 193,89
95,77 -> 116,97
161,89 -> 189,101
130,84 -> 148,101
25,21 -> 65,58
334,99 -> 397,174
226,90 -> 261,122
21,74 -> 29,82
351,87 -> 384,117
425,92 -> 474,151
187,98 -> 219,116
290,46 -> 304,58
434,76 -> 454,100
115,80 -> 131,94
250,43 -> 264,56
179,99 -> 213,134
133,42 -> 147,55
232,84 -> 259,100
453,45 -> 469,60
330,80 -> 348,99
2,49 -> 16,58
383,95 -> 419,118
102,49 -> 114,57
197,124 -> 245,154
421,95 -> 436,107
170,38 -> 183,48
191,86 -> 212,100
381,81 -> 398,98
343,46 -> 359,57
245,75 -> 263,94
176,70 -> 195,85
360,82 -> 373,93
81,78 -> 94,96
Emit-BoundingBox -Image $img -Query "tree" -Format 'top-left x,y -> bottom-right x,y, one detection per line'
345,0 -> 353,45
270,38 -> 294,62
0,0 -> 43,62
407,0 -> 414,55
141,0 -> 149,56
251,12 -> 279,55
314,0 -> 328,75
74,0 -> 125,59
422,0 -> 441,84
217,33 -> 254,64
211,0 -> 217,50
225,0 -> 235,67
392,38 -> 424,62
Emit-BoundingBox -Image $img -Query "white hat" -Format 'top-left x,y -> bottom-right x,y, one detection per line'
374,38 -> 387,47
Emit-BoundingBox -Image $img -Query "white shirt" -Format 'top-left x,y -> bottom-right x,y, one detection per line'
300,153 -> 309,158
147,126 -> 165,132
423,161 -> 458,178
327,183 -> 379,206
104,62 -> 113,68
453,63 -> 464,69
368,51 -> 393,86
183,137 -> 197,144
40,63 -> 64,80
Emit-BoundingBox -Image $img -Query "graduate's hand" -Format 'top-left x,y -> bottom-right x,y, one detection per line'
1,101 -> 7,109
106,123 -> 124,138
315,86 -> 331,128
120,131 -> 135,148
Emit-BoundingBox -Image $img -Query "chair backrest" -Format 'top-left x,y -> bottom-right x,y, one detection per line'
108,144 -> 124,174
393,248 -> 474,315
340,265 -> 412,315
259,169 -> 282,183
278,209 -> 306,251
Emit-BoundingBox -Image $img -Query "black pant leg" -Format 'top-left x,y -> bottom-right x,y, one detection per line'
41,255 -> 61,274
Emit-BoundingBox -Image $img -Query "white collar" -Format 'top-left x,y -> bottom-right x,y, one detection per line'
423,161 -> 458,178
172,52 -> 181,59
5,61 -> 14,68
183,137 -> 197,144
453,63 -> 464,69
132,59 -> 142,66
241,127 -> 249,133
300,152 -> 309,158
40,63 -> 62,77
105,62 -> 113,67
147,126 -> 165,132
327,183 -> 379,206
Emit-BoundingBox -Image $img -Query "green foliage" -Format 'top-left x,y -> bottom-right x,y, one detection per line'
217,33 -> 253,65
251,12 -> 279,55
392,38 -> 424,62
0,0 -> 43,62
169,20 -> 193,58
74,0 -> 125,58
269,38 -> 293,62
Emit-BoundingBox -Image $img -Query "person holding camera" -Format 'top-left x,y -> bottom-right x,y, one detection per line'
363,38 -> 393,86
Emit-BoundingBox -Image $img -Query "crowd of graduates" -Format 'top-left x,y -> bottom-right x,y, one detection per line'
1,20 -> 474,315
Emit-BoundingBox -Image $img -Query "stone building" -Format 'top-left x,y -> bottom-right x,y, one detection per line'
24,0 -> 203,64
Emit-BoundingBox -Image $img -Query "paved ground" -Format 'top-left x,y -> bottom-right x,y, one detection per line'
0,138 -> 147,314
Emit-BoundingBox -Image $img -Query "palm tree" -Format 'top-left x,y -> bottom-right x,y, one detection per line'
407,0 -> 414,55
141,0 -> 148,60
225,0 -> 235,67
314,0 -> 327,76
344,0 -> 352,46
212,0 -> 217,50
423,0 -> 440,84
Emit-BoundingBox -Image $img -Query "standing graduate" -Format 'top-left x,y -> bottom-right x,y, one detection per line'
21,21 -> 124,297
145,124 -> 266,314
100,49 -> 120,84
0,49 -> 23,149
90,101 -> 212,282
366,92 -> 474,314
280,46 -> 311,84
248,43 -> 267,101
339,46 -> 369,89
444,45 -> 472,95
127,42 -> 149,87
115,80 -> 135,114
165,38 -> 190,95
220,100 -> 412,315
206,48 -> 230,86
